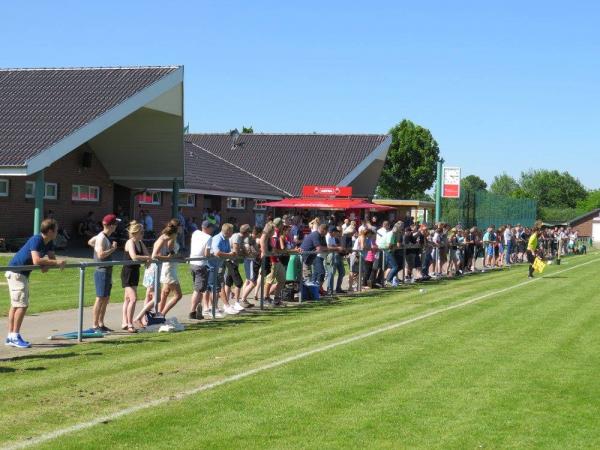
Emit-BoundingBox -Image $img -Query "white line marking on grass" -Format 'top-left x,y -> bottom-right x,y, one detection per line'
5,255 -> 599,450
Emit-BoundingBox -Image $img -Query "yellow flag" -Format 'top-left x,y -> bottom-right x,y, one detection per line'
532,257 -> 547,273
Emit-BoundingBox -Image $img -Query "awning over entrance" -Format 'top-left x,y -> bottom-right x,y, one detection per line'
261,197 -> 394,211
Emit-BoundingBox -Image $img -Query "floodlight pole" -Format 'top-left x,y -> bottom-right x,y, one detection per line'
434,158 -> 444,224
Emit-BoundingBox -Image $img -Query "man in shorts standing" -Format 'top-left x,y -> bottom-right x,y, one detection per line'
189,220 -> 218,319
91,214 -> 119,332
5,219 -> 66,348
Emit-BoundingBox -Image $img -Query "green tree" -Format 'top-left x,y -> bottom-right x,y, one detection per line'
461,175 -> 487,193
242,126 -> 254,133
376,119 -> 440,198
490,173 -> 520,197
519,170 -> 587,209
576,189 -> 600,212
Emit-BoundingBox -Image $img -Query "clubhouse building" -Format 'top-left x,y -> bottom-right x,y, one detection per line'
0,66 -> 391,241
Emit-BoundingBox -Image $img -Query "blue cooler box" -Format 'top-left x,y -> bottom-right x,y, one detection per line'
301,283 -> 320,300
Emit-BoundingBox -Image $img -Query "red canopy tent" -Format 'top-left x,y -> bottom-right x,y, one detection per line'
261,194 -> 394,212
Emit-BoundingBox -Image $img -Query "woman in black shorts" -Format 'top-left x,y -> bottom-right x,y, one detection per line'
121,221 -> 150,332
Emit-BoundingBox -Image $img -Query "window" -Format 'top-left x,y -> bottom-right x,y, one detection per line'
25,181 -> 58,200
72,185 -> 100,202
227,197 -> 246,209
136,191 -> 161,205
45,183 -> 58,200
0,179 -> 8,197
253,200 -> 267,211
178,193 -> 195,207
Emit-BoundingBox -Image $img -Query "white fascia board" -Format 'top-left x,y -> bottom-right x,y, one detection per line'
0,167 -> 28,176
337,135 -> 392,187
25,67 -> 184,175
153,188 -> 282,200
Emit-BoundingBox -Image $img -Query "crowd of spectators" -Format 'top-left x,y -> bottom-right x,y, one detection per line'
4,210 -> 588,348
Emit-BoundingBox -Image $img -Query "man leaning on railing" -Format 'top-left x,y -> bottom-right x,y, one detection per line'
5,218 -> 66,349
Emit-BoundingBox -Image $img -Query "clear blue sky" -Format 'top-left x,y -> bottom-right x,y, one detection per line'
2,1 -> 599,189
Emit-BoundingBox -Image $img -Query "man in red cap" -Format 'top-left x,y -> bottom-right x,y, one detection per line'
88,214 -> 119,332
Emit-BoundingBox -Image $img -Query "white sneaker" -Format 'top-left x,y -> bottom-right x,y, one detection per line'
233,301 -> 245,311
224,305 -> 240,315
203,309 -> 225,319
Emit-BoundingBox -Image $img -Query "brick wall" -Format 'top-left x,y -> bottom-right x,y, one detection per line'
0,147 -> 113,239
131,193 -> 264,233
572,217 -> 594,237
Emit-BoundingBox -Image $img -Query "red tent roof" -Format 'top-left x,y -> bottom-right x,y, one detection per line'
260,197 -> 394,211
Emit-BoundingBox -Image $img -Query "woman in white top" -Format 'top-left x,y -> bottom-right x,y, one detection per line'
153,219 -> 182,316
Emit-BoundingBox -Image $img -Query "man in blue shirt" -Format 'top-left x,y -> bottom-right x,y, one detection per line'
5,219 -> 66,348
209,223 -> 239,315
300,224 -> 327,283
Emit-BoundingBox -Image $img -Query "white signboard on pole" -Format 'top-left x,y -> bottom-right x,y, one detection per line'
442,167 -> 461,198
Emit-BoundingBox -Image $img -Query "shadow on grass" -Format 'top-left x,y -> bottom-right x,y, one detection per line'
0,351 -> 79,363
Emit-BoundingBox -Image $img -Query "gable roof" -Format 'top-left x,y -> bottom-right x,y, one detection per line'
0,66 -> 181,170
184,133 -> 390,196
184,141 -> 288,198
568,208 -> 600,225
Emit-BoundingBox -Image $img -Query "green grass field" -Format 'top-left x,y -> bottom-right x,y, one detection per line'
1,252 -> 600,449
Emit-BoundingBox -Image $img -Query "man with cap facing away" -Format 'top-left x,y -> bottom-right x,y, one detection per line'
88,214 -> 119,332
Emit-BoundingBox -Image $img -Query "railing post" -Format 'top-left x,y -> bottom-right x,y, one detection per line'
153,262 -> 161,313
358,250 -> 363,293
402,245 -> 407,283
211,266 -> 217,319
260,256 -> 265,310
77,264 -> 86,343
297,254 -> 303,304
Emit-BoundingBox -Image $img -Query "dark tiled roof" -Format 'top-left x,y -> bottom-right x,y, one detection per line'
184,141 -> 287,197
0,66 -> 179,166
185,133 -> 389,196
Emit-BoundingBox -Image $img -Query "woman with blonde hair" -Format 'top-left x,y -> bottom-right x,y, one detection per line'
120,221 -> 150,332
309,217 -> 320,232
134,219 -> 181,326
155,219 -> 182,316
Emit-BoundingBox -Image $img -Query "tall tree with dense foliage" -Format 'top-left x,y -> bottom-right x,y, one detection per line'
490,173 -> 520,197
376,119 -> 440,198
519,170 -> 587,209
461,175 -> 487,193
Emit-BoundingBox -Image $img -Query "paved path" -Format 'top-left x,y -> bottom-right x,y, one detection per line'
0,292 -> 211,359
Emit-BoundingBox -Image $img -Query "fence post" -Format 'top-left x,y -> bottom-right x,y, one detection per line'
77,264 -> 86,343
260,256 -> 265,310
153,262 -> 161,313
358,250 -> 363,293
211,266 -> 217,319
297,254 -> 303,304
402,245 -> 407,283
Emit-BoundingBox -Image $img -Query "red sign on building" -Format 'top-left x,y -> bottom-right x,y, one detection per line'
302,185 -> 353,197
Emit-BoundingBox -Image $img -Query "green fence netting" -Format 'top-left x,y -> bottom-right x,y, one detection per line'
441,191 -> 537,228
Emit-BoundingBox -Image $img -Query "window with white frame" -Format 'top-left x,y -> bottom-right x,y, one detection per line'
0,179 -> 8,197
178,193 -> 195,207
136,191 -> 161,205
253,200 -> 267,210
26,181 -> 58,200
227,197 -> 246,209
72,185 -> 100,202
45,183 -> 58,200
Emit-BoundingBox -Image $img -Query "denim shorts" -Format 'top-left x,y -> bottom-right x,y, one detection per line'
94,269 -> 113,298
